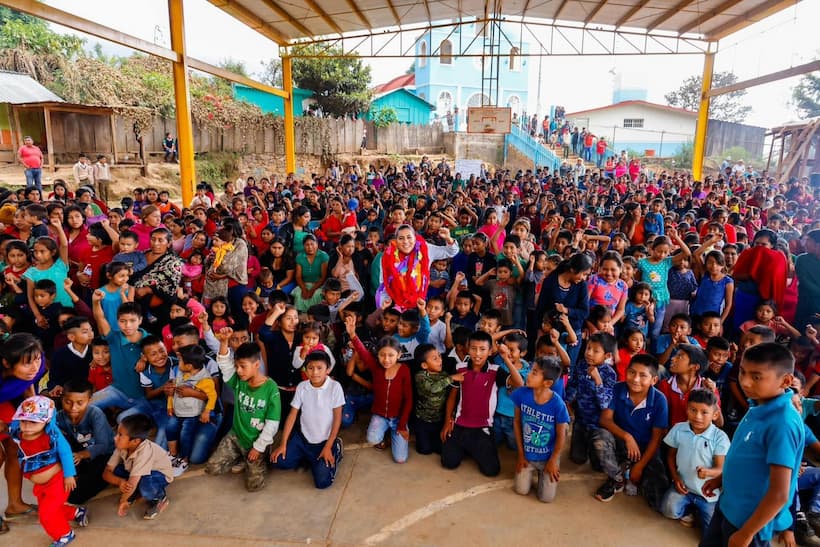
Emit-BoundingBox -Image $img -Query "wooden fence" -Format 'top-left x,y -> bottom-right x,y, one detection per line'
111,115 -> 445,161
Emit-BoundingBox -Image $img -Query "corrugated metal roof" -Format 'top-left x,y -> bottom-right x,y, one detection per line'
208,0 -> 798,44
0,71 -> 63,105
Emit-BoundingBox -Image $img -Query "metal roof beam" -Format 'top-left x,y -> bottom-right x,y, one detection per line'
677,0 -> 743,36
421,0 -> 432,24
0,0 -> 289,98
206,0 -> 288,44
646,0 -> 697,32
259,0 -> 314,38
707,0 -> 798,40
1,0 -> 178,60
384,0 -> 402,26
554,0 -> 570,20
615,0 -> 652,28
585,0 -> 609,25
344,0 -> 372,29
707,59 -> 820,97
303,0 -> 344,36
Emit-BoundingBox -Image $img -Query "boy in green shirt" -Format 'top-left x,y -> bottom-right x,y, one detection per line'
205,328 -> 281,492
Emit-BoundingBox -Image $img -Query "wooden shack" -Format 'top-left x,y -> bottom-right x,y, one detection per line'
767,118 -> 819,181
0,71 -> 118,169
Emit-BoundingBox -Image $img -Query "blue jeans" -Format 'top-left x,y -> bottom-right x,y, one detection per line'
165,413 -> 222,464
493,414 -> 516,450
227,285 -> 249,318
662,488 -> 717,531
25,167 -> 42,191
91,386 -> 153,419
366,415 -> 409,463
273,431 -> 342,489
565,337 -> 582,370
583,146 -> 592,161
119,403 -> 170,449
651,303 -> 667,341
341,392 -> 373,428
113,464 -> 168,502
799,466 -> 820,514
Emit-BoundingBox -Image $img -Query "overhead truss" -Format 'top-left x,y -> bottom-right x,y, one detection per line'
279,18 -> 711,58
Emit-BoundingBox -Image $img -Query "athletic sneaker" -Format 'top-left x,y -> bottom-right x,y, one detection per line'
171,457 -> 188,477
594,478 -> 624,502
74,505 -> 89,527
143,496 -> 170,520
51,530 -> 75,546
679,514 -> 695,528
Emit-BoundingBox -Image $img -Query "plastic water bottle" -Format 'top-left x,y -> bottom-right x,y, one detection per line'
624,468 -> 638,496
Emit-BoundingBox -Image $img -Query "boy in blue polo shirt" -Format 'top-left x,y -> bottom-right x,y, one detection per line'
90,295 -> 153,420
593,353 -> 669,511
701,342 -> 804,547
661,388 -> 730,533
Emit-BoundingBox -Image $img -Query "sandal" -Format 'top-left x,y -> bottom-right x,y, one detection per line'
4,505 -> 37,521
374,440 -> 388,450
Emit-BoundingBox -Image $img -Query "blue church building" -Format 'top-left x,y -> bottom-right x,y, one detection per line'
414,21 -> 529,129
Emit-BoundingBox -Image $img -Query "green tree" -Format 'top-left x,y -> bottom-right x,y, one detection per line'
665,71 -> 752,123
291,44 -> 371,117
371,107 -> 398,127
0,6 -> 38,25
792,73 -> 820,120
0,10 -> 84,58
260,58 -> 282,87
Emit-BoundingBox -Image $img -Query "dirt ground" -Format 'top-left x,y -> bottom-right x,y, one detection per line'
1,417 -> 699,547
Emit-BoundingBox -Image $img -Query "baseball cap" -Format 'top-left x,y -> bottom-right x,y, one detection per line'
12,396 -> 55,423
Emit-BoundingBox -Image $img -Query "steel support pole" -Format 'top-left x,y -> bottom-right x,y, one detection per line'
168,0 -> 195,206
692,50 -> 714,181
282,56 -> 296,174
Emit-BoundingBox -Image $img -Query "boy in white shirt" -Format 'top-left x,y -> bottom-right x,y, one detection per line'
661,388 -> 730,532
270,350 -> 345,489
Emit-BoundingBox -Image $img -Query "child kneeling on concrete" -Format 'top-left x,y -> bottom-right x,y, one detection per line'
205,329 -> 281,492
512,356 -> 569,502
271,350 -> 345,489
593,354 -> 670,510
103,414 -> 173,520
661,388 -> 729,533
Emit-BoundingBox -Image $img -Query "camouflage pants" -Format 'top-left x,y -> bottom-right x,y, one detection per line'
205,432 -> 268,492
589,428 -> 669,512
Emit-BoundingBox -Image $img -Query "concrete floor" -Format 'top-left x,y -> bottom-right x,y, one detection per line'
2,421 -> 700,546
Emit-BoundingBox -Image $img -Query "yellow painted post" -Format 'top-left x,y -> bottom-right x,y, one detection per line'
692,49 -> 715,181
168,0 -> 195,206
282,56 -> 296,173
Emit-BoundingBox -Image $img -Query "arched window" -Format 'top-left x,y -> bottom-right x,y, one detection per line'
509,47 -> 520,71
418,40 -> 427,68
467,92 -> 489,108
507,95 -> 521,115
440,39 -> 453,65
437,91 -> 453,115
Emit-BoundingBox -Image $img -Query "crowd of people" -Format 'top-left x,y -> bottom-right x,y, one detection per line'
0,153 -> 818,547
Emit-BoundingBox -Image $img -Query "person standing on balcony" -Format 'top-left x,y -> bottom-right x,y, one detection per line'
596,137 -> 608,169
571,127 -> 580,156
583,131 -> 595,162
